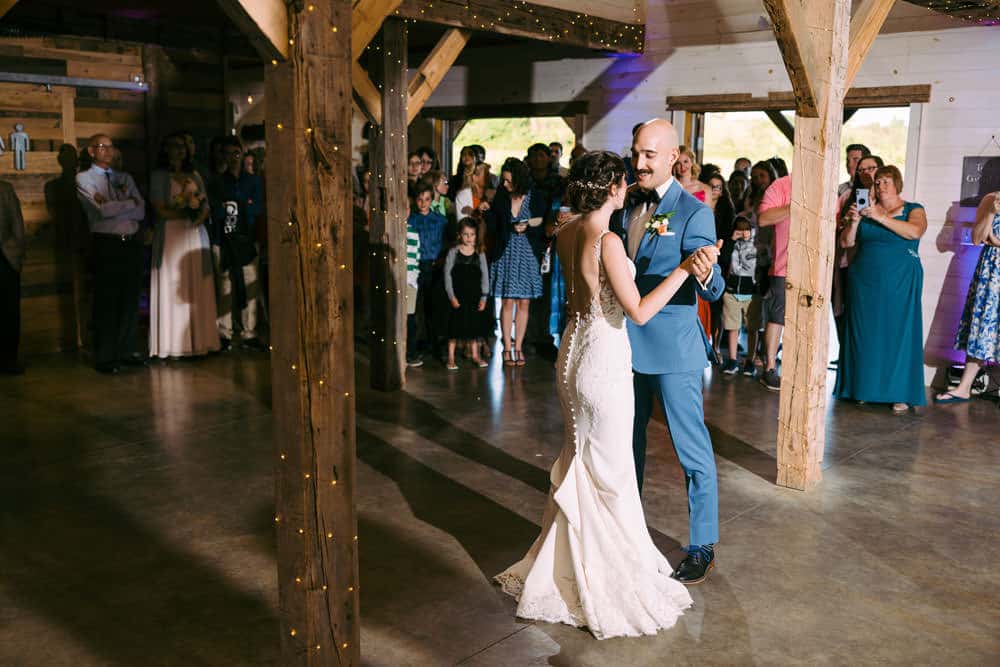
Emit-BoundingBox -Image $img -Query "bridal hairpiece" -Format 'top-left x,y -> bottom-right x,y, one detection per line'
569,176 -> 615,191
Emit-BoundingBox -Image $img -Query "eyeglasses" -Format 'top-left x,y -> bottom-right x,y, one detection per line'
93,143 -> 114,150
419,158 -> 433,165
710,183 -> 723,191
858,165 -> 878,173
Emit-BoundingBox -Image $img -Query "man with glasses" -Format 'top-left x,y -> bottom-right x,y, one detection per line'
76,134 -> 146,374
207,136 -> 265,350
838,143 -> 870,196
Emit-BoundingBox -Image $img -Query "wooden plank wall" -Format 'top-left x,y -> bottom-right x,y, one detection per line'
0,36 -> 226,357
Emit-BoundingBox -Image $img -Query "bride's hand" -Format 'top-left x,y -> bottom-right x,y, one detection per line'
680,244 -> 720,276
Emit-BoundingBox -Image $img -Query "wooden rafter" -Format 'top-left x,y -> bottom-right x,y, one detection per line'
352,0 -> 403,60
665,85 -> 931,112
764,109 -> 795,144
761,0 -> 819,116
353,61 -> 383,125
395,0 -> 645,53
846,0 -> 896,88
0,0 -> 20,20
407,28 -> 470,124
215,0 -> 289,60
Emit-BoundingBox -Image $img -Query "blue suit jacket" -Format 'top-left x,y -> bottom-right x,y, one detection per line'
611,180 -> 724,374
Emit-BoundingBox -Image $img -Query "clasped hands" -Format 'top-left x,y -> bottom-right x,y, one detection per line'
451,296 -> 486,311
681,240 -> 722,282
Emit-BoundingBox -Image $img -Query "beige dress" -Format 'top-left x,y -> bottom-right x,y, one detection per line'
149,171 -> 220,358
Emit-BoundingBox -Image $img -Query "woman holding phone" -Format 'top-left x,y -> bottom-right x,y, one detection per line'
836,165 -> 928,412
486,158 -> 549,366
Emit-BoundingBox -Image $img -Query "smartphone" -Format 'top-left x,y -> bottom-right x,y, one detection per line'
855,188 -> 870,210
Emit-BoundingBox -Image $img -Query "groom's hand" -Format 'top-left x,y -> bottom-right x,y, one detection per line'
690,242 -> 721,282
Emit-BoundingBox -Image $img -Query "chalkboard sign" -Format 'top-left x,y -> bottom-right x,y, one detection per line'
961,155 -> 1000,205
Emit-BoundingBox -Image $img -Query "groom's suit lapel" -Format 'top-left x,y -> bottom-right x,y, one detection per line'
636,180 -> 683,261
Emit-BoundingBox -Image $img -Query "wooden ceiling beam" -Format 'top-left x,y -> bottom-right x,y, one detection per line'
666,84 -> 931,112
764,109 -> 795,144
761,0 -> 819,116
394,0 -> 644,54
353,61 -> 383,126
847,0 -> 896,88
0,0 -> 20,20
407,28 -> 470,124
215,0 -> 289,61
353,0 -> 403,60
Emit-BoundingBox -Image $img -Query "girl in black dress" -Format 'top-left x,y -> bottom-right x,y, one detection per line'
444,218 -> 491,370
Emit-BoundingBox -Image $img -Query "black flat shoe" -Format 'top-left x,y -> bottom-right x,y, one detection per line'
95,363 -> 120,375
672,546 -> 715,585
119,355 -> 148,367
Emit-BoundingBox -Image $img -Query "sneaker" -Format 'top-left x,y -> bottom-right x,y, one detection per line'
741,360 -> 756,377
760,368 -> 781,391
722,359 -> 740,375
406,356 -> 424,368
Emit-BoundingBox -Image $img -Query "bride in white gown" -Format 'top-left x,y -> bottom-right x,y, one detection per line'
495,151 -> 719,640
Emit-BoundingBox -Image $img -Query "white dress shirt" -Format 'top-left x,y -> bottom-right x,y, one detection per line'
627,177 -> 674,260
76,165 -> 146,236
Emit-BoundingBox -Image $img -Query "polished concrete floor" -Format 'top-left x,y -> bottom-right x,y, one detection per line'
1,348 -> 998,666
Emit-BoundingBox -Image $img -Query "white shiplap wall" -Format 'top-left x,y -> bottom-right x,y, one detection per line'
424,17 -> 1000,383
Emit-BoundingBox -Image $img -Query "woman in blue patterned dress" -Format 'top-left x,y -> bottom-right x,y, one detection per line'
487,159 -> 548,366
836,166 -> 929,412
935,191 -> 1000,403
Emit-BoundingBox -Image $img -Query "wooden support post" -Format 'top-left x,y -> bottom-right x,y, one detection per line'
846,0 -> 896,88
215,0 -> 289,61
368,19 -> 409,391
765,0 -> 851,491
352,0 -> 403,60
407,29 -> 470,124
764,109 -> 795,144
264,2 -> 360,663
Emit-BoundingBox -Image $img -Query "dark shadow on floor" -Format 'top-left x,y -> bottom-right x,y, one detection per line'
359,391 -> 552,494
0,458 -> 279,665
708,424 -> 778,485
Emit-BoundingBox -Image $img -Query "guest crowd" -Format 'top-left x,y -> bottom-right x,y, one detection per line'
1,126 -> 998,414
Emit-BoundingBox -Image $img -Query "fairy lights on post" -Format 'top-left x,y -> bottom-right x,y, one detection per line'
264,0 -> 359,663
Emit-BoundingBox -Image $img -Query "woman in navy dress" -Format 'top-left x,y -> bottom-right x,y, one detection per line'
836,165 -> 929,412
487,158 -> 547,366
935,191 -> 1000,403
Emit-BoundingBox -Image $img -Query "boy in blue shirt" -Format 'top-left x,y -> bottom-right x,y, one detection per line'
408,185 -> 448,361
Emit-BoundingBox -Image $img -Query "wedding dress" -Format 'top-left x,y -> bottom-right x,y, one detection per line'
496,230 -> 692,640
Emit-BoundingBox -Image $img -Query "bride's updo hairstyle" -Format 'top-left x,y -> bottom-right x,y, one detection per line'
565,150 -> 627,214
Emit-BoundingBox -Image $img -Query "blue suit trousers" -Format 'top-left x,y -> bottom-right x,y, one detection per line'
633,370 -> 719,546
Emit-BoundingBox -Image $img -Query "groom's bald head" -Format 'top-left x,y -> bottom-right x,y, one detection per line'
632,119 -> 680,191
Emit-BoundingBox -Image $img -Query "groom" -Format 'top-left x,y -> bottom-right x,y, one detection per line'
611,119 -> 724,585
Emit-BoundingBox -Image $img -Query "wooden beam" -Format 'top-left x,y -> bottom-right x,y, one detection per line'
352,0 -> 403,61
420,100 -> 589,121
407,29 -> 470,124
665,84 -> 931,112
215,0 -> 289,61
352,61 -> 382,126
0,0 -> 20,20
764,109 -> 795,144
846,0 -> 896,88
843,107 -> 858,124
761,0 -> 819,116
263,0 -> 360,662
368,19 -> 409,390
395,0 -> 645,54
773,0 -> 852,490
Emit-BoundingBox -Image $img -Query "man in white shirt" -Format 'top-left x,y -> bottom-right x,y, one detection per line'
76,134 -> 146,374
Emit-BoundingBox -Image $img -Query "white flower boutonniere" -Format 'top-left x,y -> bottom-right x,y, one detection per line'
645,211 -> 677,238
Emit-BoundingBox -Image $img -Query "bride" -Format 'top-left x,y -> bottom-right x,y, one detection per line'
495,151 -> 719,639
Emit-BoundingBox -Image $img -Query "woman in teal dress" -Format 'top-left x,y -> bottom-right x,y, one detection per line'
836,165 -> 929,411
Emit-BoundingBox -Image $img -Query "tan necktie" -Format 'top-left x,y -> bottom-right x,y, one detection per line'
627,203 -> 655,260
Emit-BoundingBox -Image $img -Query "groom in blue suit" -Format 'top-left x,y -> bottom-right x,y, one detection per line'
611,119 -> 724,584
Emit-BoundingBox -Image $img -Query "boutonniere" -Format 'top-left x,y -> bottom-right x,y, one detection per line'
645,211 -> 676,238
